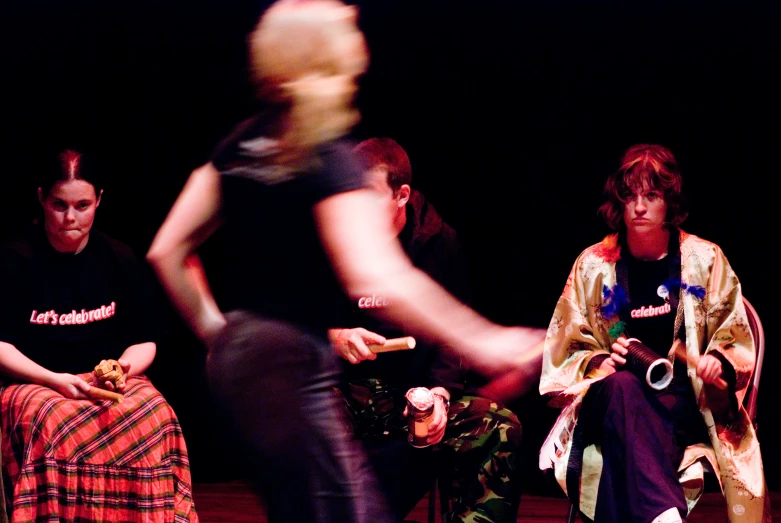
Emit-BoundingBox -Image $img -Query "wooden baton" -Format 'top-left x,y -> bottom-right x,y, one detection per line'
87,386 -> 124,403
368,336 -> 416,353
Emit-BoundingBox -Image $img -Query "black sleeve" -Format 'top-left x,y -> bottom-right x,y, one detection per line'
112,240 -> 164,347
710,349 -> 739,413
308,140 -> 367,202
584,354 -> 610,376
212,117 -> 366,211
710,350 -> 737,389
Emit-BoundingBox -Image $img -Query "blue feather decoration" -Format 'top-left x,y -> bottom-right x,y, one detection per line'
601,284 -> 628,320
662,277 -> 705,300
684,284 -> 706,299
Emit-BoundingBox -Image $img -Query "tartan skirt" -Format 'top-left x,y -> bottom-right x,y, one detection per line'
1,376 -> 198,523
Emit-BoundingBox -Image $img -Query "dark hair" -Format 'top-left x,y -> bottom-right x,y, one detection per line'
39,150 -> 103,198
598,143 -> 688,230
353,137 -> 412,194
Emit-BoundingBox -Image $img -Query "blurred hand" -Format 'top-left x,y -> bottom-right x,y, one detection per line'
47,373 -> 92,400
465,326 -> 546,377
329,328 -> 385,364
697,354 -> 724,386
477,352 -> 543,403
465,326 -> 545,403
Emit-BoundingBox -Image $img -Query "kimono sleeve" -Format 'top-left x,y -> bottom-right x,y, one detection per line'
539,250 -> 612,397
701,246 -> 754,405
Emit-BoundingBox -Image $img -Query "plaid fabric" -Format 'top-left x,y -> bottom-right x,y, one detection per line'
1,376 -> 198,523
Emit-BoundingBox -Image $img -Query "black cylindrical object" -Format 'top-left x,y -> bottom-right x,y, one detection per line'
623,338 -> 673,390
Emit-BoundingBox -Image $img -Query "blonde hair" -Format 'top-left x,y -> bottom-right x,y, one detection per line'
249,0 -> 369,165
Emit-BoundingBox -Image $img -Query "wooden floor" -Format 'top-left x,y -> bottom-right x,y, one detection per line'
191,481 -> 781,522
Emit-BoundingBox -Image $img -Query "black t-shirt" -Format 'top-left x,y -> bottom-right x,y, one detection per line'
622,254 -> 692,382
209,114 -> 366,335
623,255 -> 677,355
0,227 -> 160,375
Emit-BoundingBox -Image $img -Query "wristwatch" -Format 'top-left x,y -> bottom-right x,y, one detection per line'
433,392 -> 450,412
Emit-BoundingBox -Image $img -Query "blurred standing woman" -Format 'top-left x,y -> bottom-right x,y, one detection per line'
146,1 -> 544,522
0,150 -> 198,522
539,144 -> 770,522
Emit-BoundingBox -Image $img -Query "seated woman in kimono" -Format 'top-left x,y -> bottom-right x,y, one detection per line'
0,150 -> 198,522
539,143 -> 770,523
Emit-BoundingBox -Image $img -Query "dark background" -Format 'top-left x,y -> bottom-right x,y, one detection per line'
1,0 -> 778,493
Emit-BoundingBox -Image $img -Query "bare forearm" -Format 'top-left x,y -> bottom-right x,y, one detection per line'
146,163 -> 226,344
0,341 -> 56,386
357,265 -> 496,357
148,254 -> 225,342
317,191 -> 528,370
118,342 -> 156,376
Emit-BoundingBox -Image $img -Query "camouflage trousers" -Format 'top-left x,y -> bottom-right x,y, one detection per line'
337,380 -> 523,523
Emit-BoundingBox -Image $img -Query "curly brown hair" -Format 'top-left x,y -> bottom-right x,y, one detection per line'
598,143 -> 688,230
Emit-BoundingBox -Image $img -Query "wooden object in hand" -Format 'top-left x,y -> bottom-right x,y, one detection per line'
368,336 -> 416,353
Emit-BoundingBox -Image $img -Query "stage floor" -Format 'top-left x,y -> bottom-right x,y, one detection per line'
191,481 -> 781,522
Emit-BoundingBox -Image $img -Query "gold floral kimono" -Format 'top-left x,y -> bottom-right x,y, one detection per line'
539,230 -> 770,522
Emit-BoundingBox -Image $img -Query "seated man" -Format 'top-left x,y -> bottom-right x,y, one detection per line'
330,137 -> 523,523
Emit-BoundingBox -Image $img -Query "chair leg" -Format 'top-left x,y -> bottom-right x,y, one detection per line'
566,501 -> 578,523
438,475 -> 449,523
428,478 -> 437,523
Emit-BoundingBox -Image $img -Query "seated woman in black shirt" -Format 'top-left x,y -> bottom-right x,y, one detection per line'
0,150 -> 199,523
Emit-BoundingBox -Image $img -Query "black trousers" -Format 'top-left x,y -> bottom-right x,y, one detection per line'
578,371 -> 709,523
206,310 -> 395,523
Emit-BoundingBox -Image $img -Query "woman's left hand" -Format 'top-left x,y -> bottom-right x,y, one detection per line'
697,354 -> 724,386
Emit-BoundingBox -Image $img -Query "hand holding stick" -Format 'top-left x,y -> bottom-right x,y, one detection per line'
368,336 -> 416,353
672,339 -> 728,390
88,359 -> 126,403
